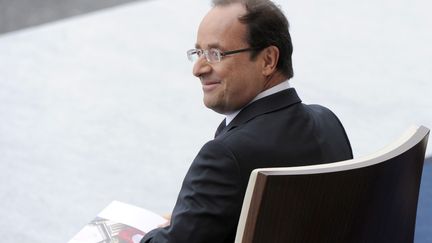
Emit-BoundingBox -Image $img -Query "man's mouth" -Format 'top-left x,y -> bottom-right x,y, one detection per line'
201,80 -> 221,92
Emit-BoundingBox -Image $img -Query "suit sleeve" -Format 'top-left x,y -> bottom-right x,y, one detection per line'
141,140 -> 244,243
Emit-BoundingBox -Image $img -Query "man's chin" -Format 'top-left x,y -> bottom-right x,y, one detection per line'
203,99 -> 225,114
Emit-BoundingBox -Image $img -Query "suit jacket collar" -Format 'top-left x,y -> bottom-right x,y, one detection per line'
215,88 -> 301,138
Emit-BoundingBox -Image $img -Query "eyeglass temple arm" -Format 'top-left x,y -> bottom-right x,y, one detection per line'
222,47 -> 258,56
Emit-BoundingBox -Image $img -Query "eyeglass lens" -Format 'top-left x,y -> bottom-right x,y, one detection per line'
187,49 -> 222,63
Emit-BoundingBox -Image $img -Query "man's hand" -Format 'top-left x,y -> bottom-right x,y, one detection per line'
158,213 -> 171,228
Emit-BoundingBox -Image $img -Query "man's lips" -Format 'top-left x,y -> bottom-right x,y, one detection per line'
201,80 -> 221,92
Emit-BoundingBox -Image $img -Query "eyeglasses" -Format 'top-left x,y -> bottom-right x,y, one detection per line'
187,47 -> 257,63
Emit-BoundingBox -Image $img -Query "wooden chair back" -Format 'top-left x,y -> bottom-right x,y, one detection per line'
235,125 -> 430,243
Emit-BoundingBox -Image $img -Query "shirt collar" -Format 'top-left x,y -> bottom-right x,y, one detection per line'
225,80 -> 291,125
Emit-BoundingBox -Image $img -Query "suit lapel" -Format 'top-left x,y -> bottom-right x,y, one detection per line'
216,88 -> 301,137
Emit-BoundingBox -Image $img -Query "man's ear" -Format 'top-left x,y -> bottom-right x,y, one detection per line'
261,45 -> 279,76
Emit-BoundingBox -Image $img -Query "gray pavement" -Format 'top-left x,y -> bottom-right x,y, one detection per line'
417,163 -> 432,242
0,0 -> 145,34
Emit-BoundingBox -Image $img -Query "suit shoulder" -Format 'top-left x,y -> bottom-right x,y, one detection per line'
195,140 -> 241,171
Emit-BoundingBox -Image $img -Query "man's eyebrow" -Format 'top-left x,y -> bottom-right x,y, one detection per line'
194,43 -> 222,49
208,43 -> 221,49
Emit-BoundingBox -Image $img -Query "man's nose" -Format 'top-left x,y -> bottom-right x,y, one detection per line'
192,57 -> 211,77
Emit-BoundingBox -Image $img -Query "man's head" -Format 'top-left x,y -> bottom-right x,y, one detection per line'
191,0 -> 293,114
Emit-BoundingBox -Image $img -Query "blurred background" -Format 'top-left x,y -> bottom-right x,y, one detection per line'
0,0 -> 430,242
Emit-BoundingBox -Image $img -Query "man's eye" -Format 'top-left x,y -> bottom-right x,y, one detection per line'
209,49 -> 219,57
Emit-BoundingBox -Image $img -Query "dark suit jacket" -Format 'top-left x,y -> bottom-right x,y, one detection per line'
141,88 -> 353,243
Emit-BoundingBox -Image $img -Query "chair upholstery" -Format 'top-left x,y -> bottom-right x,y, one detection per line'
235,125 -> 430,243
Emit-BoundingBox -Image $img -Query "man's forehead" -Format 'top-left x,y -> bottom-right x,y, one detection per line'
200,3 -> 246,28
207,3 -> 245,18
195,4 -> 247,49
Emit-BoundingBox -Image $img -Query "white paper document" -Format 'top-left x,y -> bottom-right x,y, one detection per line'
69,201 -> 167,243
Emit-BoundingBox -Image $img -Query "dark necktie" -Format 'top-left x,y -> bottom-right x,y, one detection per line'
214,119 -> 226,138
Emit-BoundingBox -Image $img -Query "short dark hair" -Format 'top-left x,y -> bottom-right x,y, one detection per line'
212,0 -> 294,79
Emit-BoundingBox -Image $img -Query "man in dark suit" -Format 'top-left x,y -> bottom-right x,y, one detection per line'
141,0 -> 353,242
